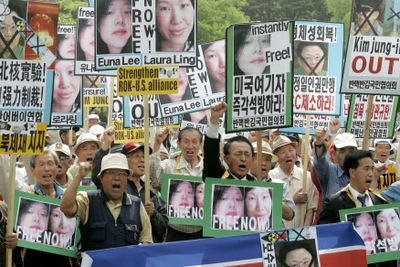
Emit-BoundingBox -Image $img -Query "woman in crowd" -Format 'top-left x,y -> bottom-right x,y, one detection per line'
97,0 -> 132,54
156,0 -> 194,52
52,60 -> 81,113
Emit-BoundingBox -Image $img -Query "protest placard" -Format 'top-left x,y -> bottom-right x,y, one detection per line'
346,94 -> 398,138
203,178 -> 283,237
75,7 -> 115,76
340,203 -> 400,264
13,191 -> 79,258
161,174 -> 204,226
82,75 -> 109,107
159,41 -> 226,118
117,66 -> 178,96
225,21 -> 293,133
95,0 -> 197,70
293,21 -> 344,116
342,0 -> 400,95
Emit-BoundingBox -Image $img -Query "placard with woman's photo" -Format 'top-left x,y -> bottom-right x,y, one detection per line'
203,178 -> 283,238
13,191 -> 79,257
339,203 -> 400,264
161,174 -> 204,226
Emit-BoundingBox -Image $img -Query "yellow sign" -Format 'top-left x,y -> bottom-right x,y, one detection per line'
378,164 -> 398,191
0,123 -> 47,155
83,95 -> 109,107
117,66 -> 179,96
113,121 -> 144,143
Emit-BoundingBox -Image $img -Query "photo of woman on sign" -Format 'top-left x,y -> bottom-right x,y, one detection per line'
244,187 -> 272,232
155,0 -> 195,52
169,180 -> 195,209
57,31 -> 75,60
52,60 -> 82,113
234,25 -> 270,76
96,0 -> 132,55
212,185 -> 244,229
203,40 -> 225,94
347,212 -> 378,255
48,206 -> 77,249
17,199 -> 49,239
375,208 -> 400,252
77,18 -> 95,61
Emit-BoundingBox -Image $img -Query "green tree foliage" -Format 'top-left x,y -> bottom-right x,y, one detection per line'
198,0 -> 250,44
325,0 -> 352,41
244,0 -> 331,22
58,0 -> 88,25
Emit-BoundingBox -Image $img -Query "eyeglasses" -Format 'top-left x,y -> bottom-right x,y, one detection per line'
57,153 -> 70,161
103,170 -> 129,178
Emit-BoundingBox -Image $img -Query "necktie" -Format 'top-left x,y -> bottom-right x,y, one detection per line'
357,195 -> 367,207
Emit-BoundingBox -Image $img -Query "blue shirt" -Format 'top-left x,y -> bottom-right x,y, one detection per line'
313,145 -> 349,204
381,181 -> 400,203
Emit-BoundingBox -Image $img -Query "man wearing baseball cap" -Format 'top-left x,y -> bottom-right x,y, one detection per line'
61,153 -> 153,250
68,132 -> 100,185
250,140 -> 295,222
269,135 -> 317,228
314,132 -> 358,204
91,127 -> 167,243
49,142 -> 73,188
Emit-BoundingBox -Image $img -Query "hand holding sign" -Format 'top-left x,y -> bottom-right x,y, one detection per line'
293,189 -> 308,204
210,101 -> 227,125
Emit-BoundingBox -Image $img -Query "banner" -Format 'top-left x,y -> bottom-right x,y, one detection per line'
340,203 -> 400,264
225,21 -> 293,133
13,191 -> 79,258
81,222 -> 366,267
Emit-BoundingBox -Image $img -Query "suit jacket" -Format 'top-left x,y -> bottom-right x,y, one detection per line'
202,135 -> 255,181
318,185 -> 388,225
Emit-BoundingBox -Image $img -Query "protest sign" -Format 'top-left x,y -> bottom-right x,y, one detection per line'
377,163 -> 398,191
95,0 -> 197,70
342,0 -> 400,95
13,1 -> 59,68
159,41 -> 226,118
117,66 -> 179,96
75,7 -> 115,76
346,94 -> 398,138
226,21 -> 293,133
82,75 -> 109,107
123,94 -> 180,128
13,191 -> 79,258
57,25 -> 75,60
50,59 -> 83,127
293,21 -> 344,116
340,203 -> 400,264
81,222 -> 366,267
161,174 -> 204,226
203,178 -> 283,237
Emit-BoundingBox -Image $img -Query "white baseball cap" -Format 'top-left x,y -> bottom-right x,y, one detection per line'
98,153 -> 132,177
333,133 -> 357,149
49,142 -> 72,158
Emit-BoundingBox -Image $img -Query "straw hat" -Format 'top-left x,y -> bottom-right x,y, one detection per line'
98,153 -> 132,177
272,135 -> 295,154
